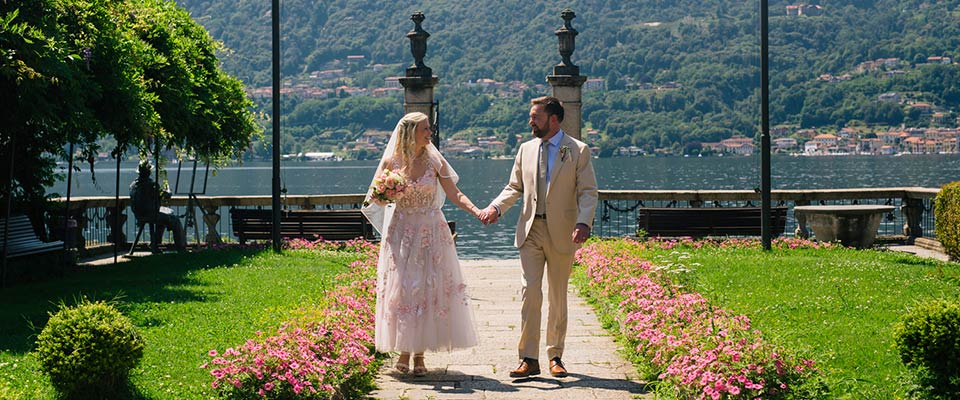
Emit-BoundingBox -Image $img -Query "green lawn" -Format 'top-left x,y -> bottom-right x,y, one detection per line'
0,248 -> 360,399
5,241 -> 957,399
574,240 -> 960,399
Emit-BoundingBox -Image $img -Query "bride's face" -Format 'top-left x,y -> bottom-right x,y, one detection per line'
413,119 -> 433,149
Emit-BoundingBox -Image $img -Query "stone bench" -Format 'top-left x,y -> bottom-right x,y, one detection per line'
793,205 -> 895,249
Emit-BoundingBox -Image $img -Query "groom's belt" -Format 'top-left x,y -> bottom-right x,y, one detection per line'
534,214 -> 547,219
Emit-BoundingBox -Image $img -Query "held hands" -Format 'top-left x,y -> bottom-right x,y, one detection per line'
572,223 -> 591,244
478,206 -> 499,225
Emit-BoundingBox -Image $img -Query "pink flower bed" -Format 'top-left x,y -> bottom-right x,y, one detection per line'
203,239 -> 380,399
576,238 -> 826,399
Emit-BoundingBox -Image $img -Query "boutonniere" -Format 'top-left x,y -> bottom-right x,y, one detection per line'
559,145 -> 571,162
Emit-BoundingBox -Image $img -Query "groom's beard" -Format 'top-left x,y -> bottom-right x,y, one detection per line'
532,125 -> 548,138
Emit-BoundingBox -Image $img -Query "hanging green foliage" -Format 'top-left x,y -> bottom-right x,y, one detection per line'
0,0 -> 261,214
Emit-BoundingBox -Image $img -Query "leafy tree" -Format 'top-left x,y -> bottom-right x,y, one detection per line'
1,0 -> 259,215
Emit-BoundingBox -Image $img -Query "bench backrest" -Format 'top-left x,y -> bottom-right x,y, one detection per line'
637,206 -> 788,237
0,215 -> 64,258
229,208 -> 375,242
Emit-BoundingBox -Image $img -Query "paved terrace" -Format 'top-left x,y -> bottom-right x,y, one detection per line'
370,259 -> 649,400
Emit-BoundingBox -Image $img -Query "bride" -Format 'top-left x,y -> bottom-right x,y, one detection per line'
362,112 -> 480,376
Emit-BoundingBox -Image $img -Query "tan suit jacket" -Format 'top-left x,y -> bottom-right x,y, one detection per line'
491,132 -> 599,254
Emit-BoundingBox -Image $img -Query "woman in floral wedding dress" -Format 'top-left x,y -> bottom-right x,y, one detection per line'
362,112 -> 480,376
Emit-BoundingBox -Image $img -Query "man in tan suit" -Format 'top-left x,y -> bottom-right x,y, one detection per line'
480,96 -> 598,378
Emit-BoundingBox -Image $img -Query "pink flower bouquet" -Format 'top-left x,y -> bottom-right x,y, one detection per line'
370,169 -> 408,203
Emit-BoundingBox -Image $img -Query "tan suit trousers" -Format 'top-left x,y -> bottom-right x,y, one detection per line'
517,218 -> 574,361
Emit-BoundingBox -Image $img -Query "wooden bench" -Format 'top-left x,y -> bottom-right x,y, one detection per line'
637,206 -> 788,238
1,215 -> 64,258
230,208 -> 377,244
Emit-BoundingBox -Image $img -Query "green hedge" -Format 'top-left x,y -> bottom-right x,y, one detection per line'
35,299 -> 144,398
893,299 -> 960,399
934,181 -> 960,261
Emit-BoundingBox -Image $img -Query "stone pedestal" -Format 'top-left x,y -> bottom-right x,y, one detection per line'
794,205 -> 894,249
547,75 -> 587,140
105,206 -> 127,244
793,200 -> 811,238
399,75 -> 438,123
202,204 -> 222,245
900,197 -> 924,238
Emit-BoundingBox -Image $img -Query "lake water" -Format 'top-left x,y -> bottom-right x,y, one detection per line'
52,154 -> 960,258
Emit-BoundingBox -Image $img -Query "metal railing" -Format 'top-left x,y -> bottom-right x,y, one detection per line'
593,187 -> 939,240
49,187 -> 940,255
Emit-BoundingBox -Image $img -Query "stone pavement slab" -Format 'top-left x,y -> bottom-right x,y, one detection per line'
885,244 -> 951,262
370,259 -> 649,400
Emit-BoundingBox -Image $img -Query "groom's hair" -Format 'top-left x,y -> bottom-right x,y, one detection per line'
531,96 -> 564,122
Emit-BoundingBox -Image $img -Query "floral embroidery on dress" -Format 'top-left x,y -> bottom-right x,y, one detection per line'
374,159 -> 478,352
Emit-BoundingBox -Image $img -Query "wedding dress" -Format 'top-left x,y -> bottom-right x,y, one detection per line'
372,160 -> 478,352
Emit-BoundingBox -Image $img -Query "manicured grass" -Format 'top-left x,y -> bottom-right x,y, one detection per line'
573,239 -> 960,399
0,247 -> 361,399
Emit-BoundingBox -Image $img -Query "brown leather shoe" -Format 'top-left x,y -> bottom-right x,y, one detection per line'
509,358 -> 540,378
549,357 -> 568,377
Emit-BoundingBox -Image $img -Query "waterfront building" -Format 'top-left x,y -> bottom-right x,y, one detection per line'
773,137 -> 798,152
813,133 -> 838,149
859,138 -> 884,154
720,136 -> 755,156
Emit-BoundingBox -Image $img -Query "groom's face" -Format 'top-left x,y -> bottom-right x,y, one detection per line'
529,104 -> 550,139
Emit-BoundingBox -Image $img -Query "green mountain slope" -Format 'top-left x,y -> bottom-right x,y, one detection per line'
176,0 -> 960,157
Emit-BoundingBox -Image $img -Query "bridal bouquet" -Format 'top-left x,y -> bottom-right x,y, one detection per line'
370,169 -> 408,203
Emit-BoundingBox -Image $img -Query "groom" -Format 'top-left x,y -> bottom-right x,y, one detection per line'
480,96 -> 598,378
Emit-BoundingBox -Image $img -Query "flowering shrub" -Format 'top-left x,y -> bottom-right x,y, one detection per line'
369,168 -> 408,203
576,238 -> 825,399
203,238 -> 382,399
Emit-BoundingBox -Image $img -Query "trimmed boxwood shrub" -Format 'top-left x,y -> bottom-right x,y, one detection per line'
934,181 -> 960,261
893,299 -> 960,398
35,299 -> 144,398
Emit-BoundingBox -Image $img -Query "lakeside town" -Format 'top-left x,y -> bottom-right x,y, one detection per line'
248,51 -> 959,161
702,126 -> 960,157
283,125 -> 960,162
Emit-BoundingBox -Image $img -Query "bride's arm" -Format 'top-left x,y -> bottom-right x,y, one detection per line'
438,174 -> 481,219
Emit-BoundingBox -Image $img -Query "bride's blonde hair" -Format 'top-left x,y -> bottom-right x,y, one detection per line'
395,112 -> 430,170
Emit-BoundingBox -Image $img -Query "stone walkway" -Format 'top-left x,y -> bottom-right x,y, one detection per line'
369,260 -> 649,400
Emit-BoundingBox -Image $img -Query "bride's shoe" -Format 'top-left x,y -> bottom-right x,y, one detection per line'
413,354 -> 427,376
395,353 -> 410,374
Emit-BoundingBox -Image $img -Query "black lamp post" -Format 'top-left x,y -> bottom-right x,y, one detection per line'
271,0 -> 281,253
760,0 -> 772,250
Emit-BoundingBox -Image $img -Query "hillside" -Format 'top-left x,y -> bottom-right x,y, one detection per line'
175,0 -> 960,158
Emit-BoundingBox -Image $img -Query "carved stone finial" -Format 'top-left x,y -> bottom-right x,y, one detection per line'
561,9 -> 575,29
554,9 -> 580,76
406,11 -> 432,77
